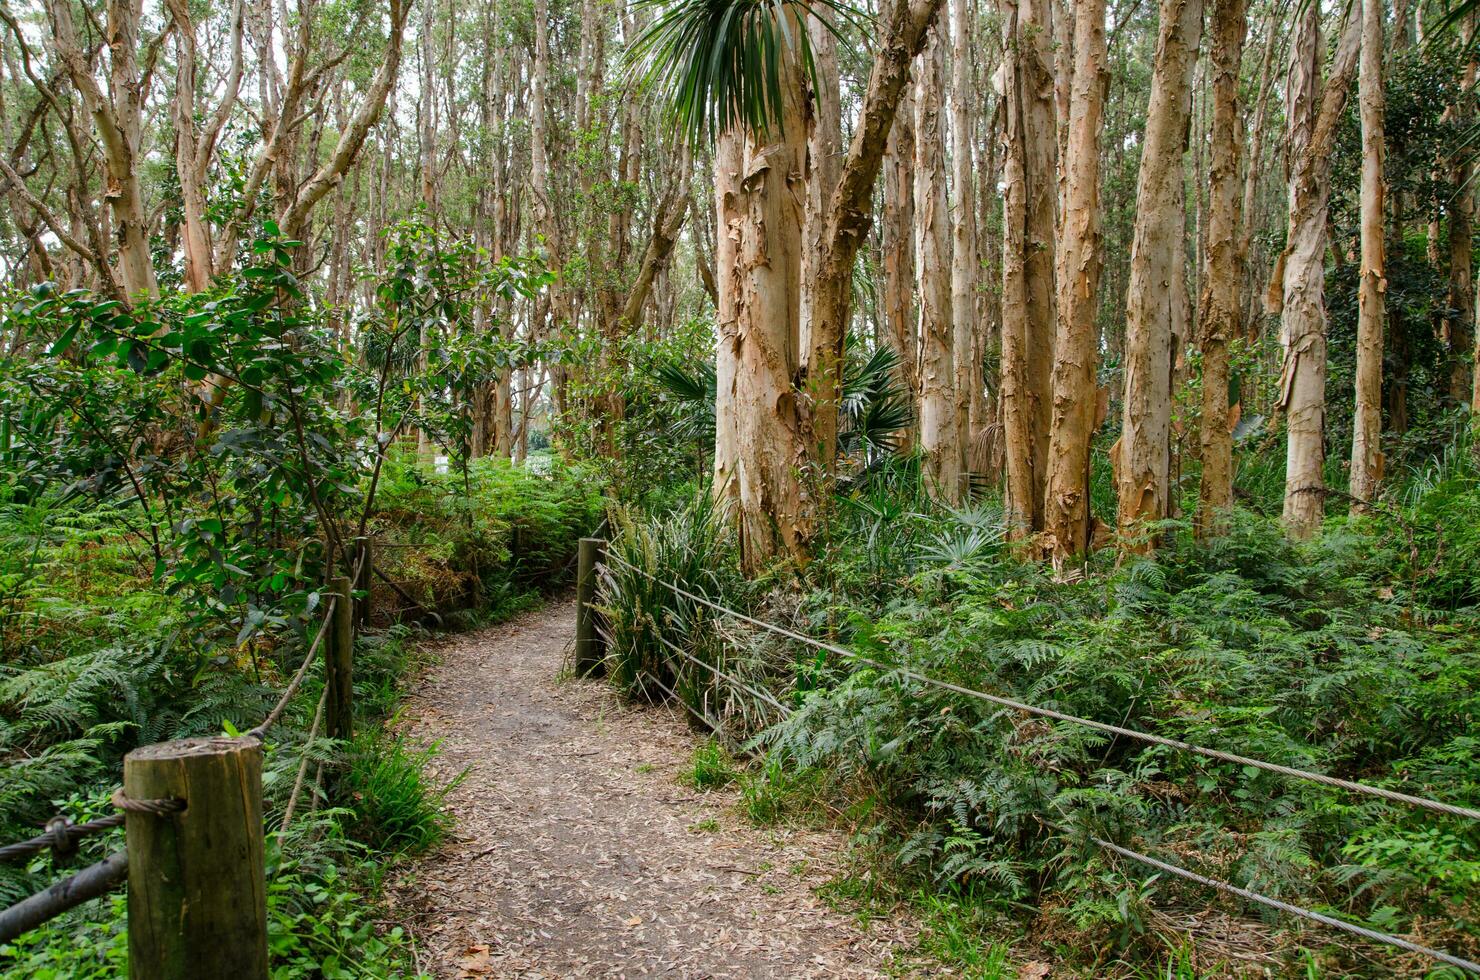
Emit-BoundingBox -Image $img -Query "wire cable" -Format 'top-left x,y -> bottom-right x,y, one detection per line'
604,553 -> 1480,822
1089,835 -> 1480,974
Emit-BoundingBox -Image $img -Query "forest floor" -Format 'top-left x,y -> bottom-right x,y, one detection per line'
390,598 -> 923,978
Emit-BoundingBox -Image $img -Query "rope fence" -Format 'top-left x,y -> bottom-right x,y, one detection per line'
598,549 -> 1480,975
0,555 -> 368,975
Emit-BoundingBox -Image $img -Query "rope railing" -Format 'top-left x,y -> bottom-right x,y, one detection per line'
598,551 -> 1480,975
248,595 -> 339,740
0,560 -> 361,961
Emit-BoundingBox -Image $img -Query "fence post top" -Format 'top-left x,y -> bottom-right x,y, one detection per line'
125,736 -> 261,763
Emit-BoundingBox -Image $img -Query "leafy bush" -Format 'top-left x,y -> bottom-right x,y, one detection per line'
603,454 -> 1480,975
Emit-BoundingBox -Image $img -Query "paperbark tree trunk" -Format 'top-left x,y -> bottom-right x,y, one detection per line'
882,88 -> 919,449
1349,0 -> 1385,508
801,15 -> 842,399
949,0 -> 980,483
1117,0 -> 1202,551
998,0 -> 1058,536
1041,0 -> 1107,562
46,0 -> 157,300
713,130 -> 744,509
800,0 -> 945,471
729,36 -> 811,572
1447,24 -> 1477,404
1195,0 -> 1247,538
1238,3 -> 1279,333
916,28 -> 960,501
1275,4 -> 1360,539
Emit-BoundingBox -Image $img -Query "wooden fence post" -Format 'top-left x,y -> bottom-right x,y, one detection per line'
574,537 -> 606,677
123,736 -> 268,980
326,574 -> 354,740
353,537 -> 372,628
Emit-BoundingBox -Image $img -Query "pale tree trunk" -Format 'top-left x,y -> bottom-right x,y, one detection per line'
998,0 -> 1058,536
166,0 -> 242,292
1116,0 -> 1202,551
802,0 -> 945,471
46,0 -> 157,300
1238,3 -> 1279,333
278,0 -> 408,240
726,32 -> 812,571
801,14 -> 842,399
1350,0 -> 1385,508
1447,22 -> 1477,403
1041,0 -> 1106,562
916,28 -> 960,501
1275,4 -> 1360,539
713,130 -> 744,509
1195,0 -> 1247,538
949,0 -> 980,482
882,87 -> 918,449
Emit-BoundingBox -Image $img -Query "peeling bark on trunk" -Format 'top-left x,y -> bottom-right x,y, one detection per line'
1195,0 -> 1246,537
713,130 -> 744,511
882,88 -> 919,449
998,0 -> 1058,536
800,0 -> 944,470
1350,0 -> 1385,508
916,29 -> 960,501
1042,0 -> 1106,562
949,0 -> 980,483
46,0 -> 157,300
1195,0 -> 1247,538
1117,0 -> 1202,551
1276,4 -> 1360,539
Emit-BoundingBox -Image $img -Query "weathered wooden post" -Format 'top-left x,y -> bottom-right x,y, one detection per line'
123,736 -> 268,980
326,574 -> 354,740
574,537 -> 606,677
353,537 -> 373,628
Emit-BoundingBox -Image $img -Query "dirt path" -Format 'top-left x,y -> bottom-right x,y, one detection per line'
393,599 -> 920,979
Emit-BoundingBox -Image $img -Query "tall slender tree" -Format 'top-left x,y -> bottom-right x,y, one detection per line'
1350,0 -> 1386,508
1195,0 -> 1248,536
1041,0 -> 1107,561
1117,0 -> 1203,550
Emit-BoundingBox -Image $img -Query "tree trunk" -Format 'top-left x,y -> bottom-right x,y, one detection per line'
949,0 -> 980,483
1195,0 -> 1247,537
1117,0 -> 1203,551
882,88 -> 919,450
916,28 -> 960,501
801,14 -> 842,423
802,0 -> 945,474
1349,0 -> 1385,508
46,0 -> 158,300
729,46 -> 812,571
1276,3 -> 1360,539
1447,24 -> 1477,404
998,0 -> 1058,536
1041,0 -> 1107,561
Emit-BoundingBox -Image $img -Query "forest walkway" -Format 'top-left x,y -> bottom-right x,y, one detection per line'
392,599 -> 920,978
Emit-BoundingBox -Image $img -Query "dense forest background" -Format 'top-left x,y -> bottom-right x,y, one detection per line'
1,0 -> 1479,974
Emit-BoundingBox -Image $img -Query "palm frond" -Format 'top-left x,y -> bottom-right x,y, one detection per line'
627,0 -> 864,147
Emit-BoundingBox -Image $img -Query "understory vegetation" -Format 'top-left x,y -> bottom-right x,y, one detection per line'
597,425 -> 1480,978
0,245 -> 602,974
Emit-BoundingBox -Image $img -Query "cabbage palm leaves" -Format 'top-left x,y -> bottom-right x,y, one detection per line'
629,0 -> 856,147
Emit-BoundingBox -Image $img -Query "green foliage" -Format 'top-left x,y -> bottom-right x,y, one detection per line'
341,728 -> 464,856
688,737 -> 737,789
604,449 -> 1480,974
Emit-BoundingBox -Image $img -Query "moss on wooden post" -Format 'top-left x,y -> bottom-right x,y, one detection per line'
326,574 -> 354,741
574,537 -> 606,677
123,736 -> 267,979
